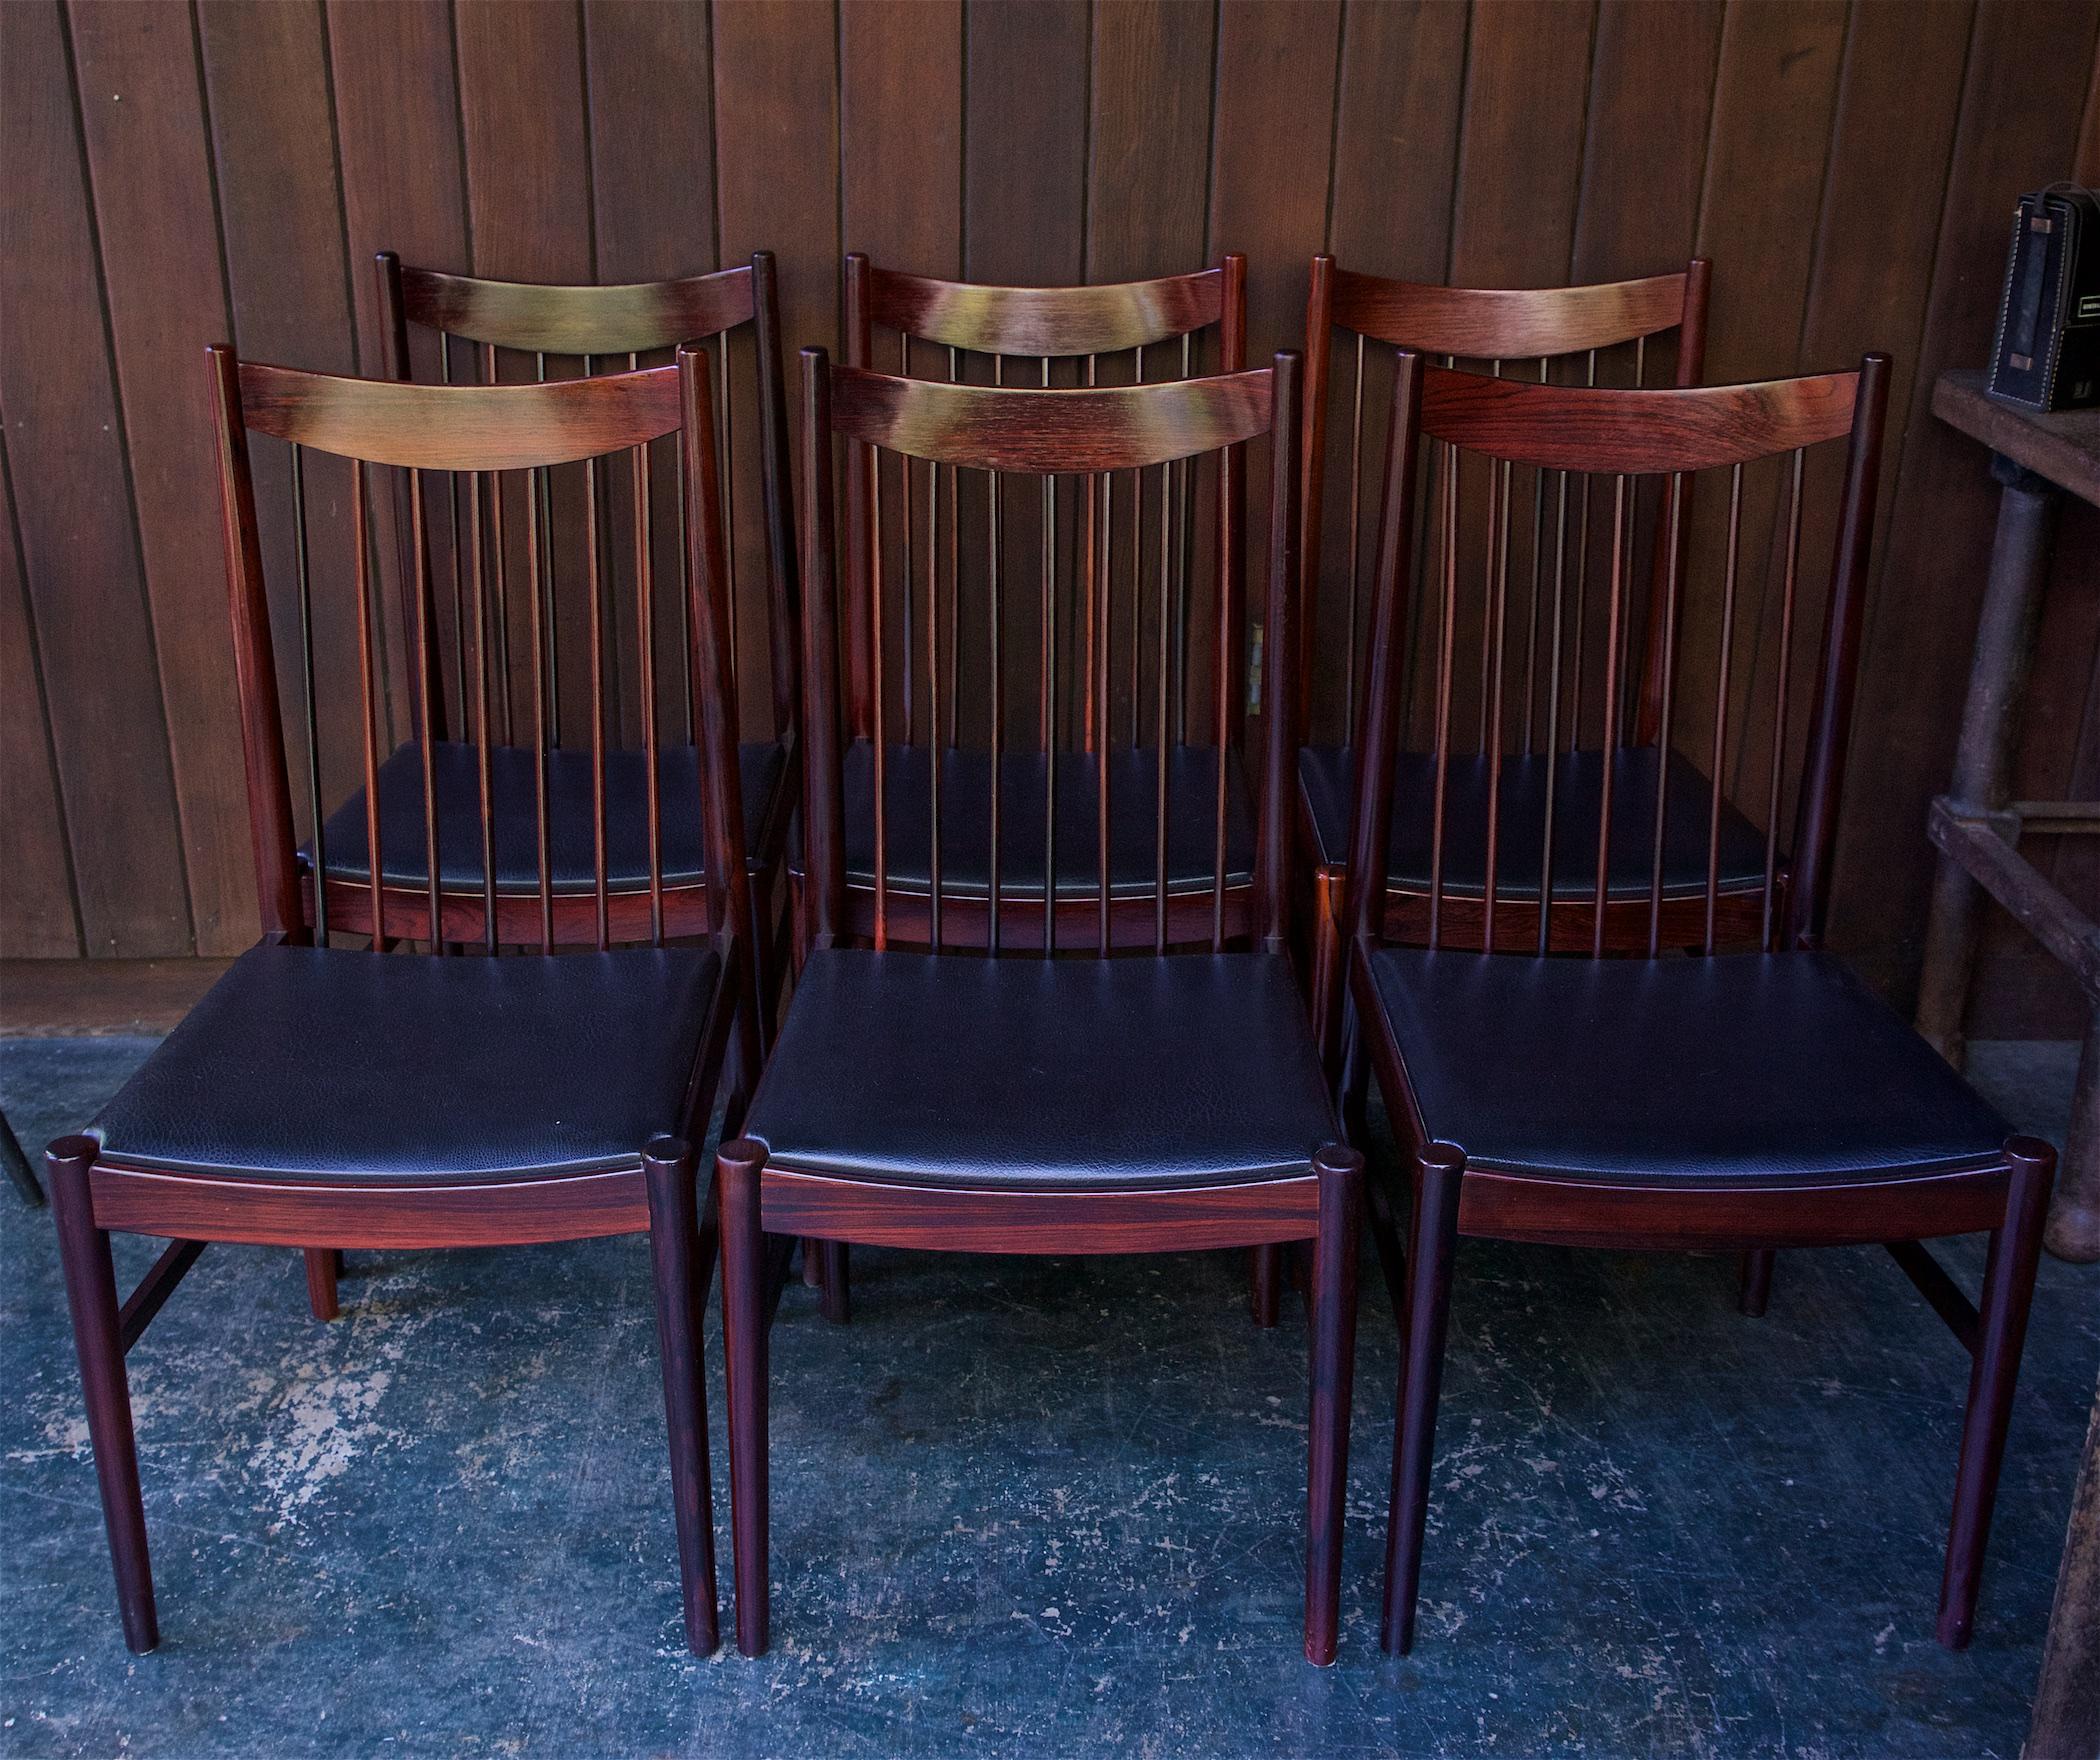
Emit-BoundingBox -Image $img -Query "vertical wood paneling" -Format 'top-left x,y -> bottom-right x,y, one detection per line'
198,0 -> 370,818
3,0 -> 2093,1035
713,0 -> 838,732
0,442 -> 81,957
842,0 -> 962,276
1448,0 -> 1597,287
0,0 -> 190,957
69,0 -> 255,954
1086,0 -> 1215,284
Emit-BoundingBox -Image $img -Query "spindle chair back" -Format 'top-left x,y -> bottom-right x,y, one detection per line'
372,254 -> 797,981
810,257 -> 1276,955
1345,350 -> 2059,1663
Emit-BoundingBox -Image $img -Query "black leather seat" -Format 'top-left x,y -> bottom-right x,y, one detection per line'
1368,948 -> 2009,1183
797,741 -> 1255,899
1299,745 -> 1768,899
315,739 -> 787,894
745,948 -> 1337,1190
90,941 -> 721,1183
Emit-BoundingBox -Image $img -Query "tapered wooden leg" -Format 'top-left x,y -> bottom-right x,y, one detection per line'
642,1136 -> 719,1656
1382,1141 -> 1464,1656
801,1238 -> 825,1288
717,1136 -> 771,1657
1937,1135 -> 2056,1648
1737,1248 -> 1774,1317
818,1240 -> 850,1324
47,1135 -> 158,1654
1250,1245 -> 1282,1327
1305,1145 -> 1364,1665
304,1248 -> 340,1322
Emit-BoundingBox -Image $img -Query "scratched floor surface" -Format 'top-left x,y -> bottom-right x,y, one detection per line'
0,1034 -> 2093,1759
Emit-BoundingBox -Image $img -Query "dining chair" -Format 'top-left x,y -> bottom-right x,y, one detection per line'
714,345 -> 1365,1665
796,252 -> 1254,1322
44,343 -> 754,1658
372,251 -> 798,1043
1343,346 -> 2056,1655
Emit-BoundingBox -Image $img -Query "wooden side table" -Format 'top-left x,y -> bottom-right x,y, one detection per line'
1914,370 -> 2099,1266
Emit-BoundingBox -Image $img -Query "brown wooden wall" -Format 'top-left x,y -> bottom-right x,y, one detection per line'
2,0 -> 2095,1030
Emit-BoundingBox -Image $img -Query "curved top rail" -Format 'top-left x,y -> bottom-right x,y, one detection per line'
826,361 -> 1276,472
1331,264 -> 1692,359
392,260 -> 756,355
860,260 -> 1230,357
233,357 -> 684,470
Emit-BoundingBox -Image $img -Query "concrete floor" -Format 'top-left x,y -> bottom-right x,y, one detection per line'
0,1033 -> 2093,1759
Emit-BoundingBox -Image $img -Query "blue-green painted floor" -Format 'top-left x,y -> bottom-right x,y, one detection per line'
0,1033 -> 2093,1758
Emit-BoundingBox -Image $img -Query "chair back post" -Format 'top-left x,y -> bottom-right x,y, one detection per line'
1299,254 -> 1337,726
1337,350 -> 1424,967
207,343 -> 303,939
841,252 -> 876,738
1255,350 -> 1303,953
750,250 -> 801,748
677,343 -> 753,966
1785,350 -> 1891,950
797,346 -> 849,950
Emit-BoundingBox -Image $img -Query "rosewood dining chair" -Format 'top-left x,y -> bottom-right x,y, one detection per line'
45,344 -> 755,1658
1288,258 -> 1815,1322
714,346 -> 1365,1665
372,251 -> 798,1045
1343,347 -> 2056,1655
796,252 -> 1253,1320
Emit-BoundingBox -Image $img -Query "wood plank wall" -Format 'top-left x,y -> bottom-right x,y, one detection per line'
1,0 -> 2093,1031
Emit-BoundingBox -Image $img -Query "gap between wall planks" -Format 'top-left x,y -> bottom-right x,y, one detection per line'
1,0 -> 2094,1036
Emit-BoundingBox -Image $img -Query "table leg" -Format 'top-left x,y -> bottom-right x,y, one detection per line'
2026,1373 -> 2100,1759
2044,1001 -> 2100,1263
1915,462 -> 2059,1067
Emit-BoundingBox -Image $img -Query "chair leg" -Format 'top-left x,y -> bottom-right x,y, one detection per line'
1338,1010 -> 1371,1148
2,1107 -> 45,1205
1381,1141 -> 1464,1657
717,1136 -> 771,1658
46,1135 -> 158,1654
1305,1145 -> 1364,1666
1737,1248 -> 1775,1317
801,1237 -> 825,1288
818,1240 -> 850,1324
1250,1245 -> 1283,1327
304,1249 -> 341,1322
1937,1135 -> 2056,1649
642,1136 -> 719,1657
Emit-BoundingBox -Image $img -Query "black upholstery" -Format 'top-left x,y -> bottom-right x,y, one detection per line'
314,739 -> 787,894
795,741 -> 1255,899
1299,745 -> 1769,900
91,941 -> 722,1182
745,948 -> 1338,1190
1367,948 -> 2009,1183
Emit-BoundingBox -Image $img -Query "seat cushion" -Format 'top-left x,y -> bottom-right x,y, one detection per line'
1368,948 -> 2009,1184
1299,744 -> 1768,900
793,741 -> 1255,900
315,738 -> 786,894
745,949 -> 1337,1190
91,941 -> 722,1182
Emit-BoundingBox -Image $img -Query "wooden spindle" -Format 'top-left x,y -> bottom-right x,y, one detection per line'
534,353 -> 561,746
1646,472 -> 1685,957
586,433 -> 609,952
468,469 -> 496,954
441,335 -> 468,721
1481,454 -> 1510,954
946,345 -> 962,751
525,451 -> 552,951
925,453 -> 943,951
637,437 -> 664,945
900,335 -> 915,737
1345,332 -> 1366,726
871,432 -> 889,952
409,463 -> 442,950
480,345 -> 513,748
988,448 -> 1004,954
1428,446 -> 1459,950
1593,475 -> 1629,956
1537,468 -> 1570,956
289,444 -> 326,944
1523,362 -> 1548,751
1763,448 -> 1806,950
718,339 -> 738,670
1155,456 -> 1171,954
350,458 -> 386,950
1567,351 -> 1597,748
1095,450 -> 1112,954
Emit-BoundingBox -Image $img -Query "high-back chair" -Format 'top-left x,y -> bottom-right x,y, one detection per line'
1272,259 -> 1716,1326
44,346 -> 753,1659
807,253 -> 1250,948
1343,348 -> 2055,1657
371,253 -> 798,1043
712,347 -> 1365,1665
